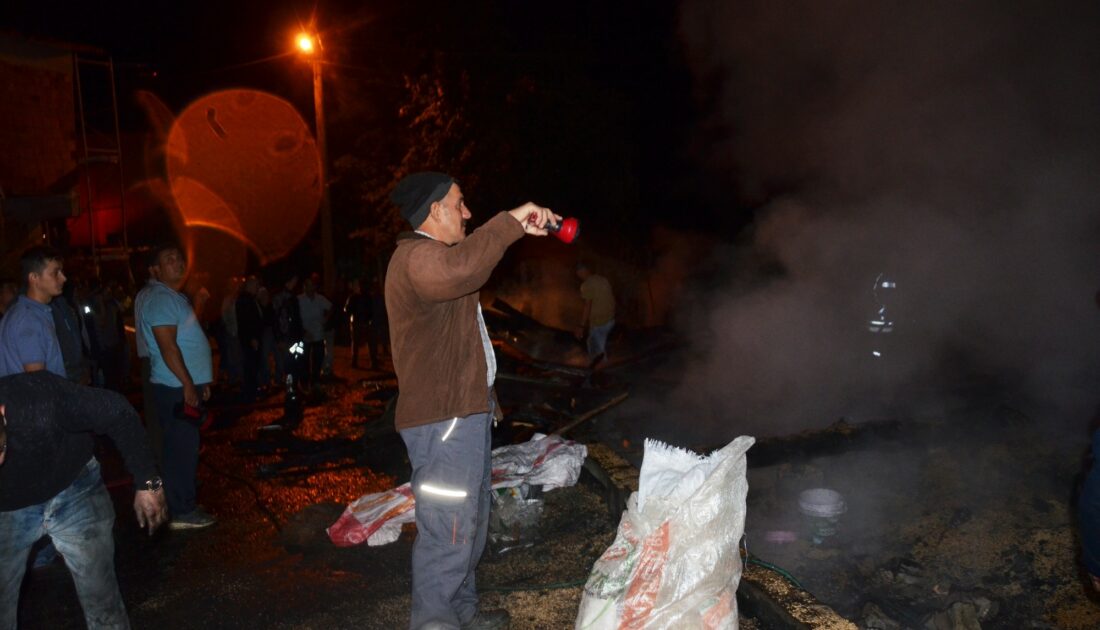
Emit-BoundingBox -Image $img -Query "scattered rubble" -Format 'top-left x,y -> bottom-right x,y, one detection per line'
27,302 -> 1093,628
740,407 -> 1100,628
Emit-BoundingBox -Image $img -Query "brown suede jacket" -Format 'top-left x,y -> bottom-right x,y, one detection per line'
385,211 -> 524,431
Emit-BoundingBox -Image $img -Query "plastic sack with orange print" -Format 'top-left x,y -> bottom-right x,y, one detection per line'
576,436 -> 755,630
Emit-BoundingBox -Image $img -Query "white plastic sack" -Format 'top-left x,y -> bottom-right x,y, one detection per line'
490,433 -> 588,491
327,433 -> 587,547
576,436 -> 755,630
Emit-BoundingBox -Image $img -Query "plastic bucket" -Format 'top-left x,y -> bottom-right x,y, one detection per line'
798,488 -> 846,544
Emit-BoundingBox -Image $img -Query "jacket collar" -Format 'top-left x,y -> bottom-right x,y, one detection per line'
397,231 -> 453,247
396,231 -> 432,242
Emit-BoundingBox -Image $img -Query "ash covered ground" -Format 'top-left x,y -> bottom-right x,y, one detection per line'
16,348 -> 619,629
589,347 -> 1100,629
15,341 -> 1100,629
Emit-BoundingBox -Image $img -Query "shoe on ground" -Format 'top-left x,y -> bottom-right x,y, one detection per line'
461,609 -> 510,630
169,507 -> 217,530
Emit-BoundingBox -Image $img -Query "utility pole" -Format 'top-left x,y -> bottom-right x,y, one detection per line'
298,31 -> 336,294
312,58 -> 336,294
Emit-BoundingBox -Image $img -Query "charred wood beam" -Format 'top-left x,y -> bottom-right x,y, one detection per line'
599,338 -> 679,372
709,401 -> 1031,469
739,563 -> 857,629
489,298 -> 573,336
554,392 -> 630,436
529,360 -> 591,378
738,418 -> 920,469
736,578 -> 811,630
496,372 -> 578,390
582,441 -> 639,525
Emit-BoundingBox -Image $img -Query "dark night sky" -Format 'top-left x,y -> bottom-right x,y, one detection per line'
0,1 -> 707,235
5,1 -> 1098,233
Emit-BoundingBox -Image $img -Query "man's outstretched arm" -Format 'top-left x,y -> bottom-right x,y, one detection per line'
55,377 -> 167,533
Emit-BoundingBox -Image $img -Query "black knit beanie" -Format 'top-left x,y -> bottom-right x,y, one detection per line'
390,172 -> 455,229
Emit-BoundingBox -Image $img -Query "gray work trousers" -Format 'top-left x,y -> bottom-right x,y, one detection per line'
400,405 -> 493,630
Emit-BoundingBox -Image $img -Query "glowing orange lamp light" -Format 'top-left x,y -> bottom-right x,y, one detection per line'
296,33 -> 315,54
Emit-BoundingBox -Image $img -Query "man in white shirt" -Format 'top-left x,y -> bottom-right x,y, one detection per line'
297,275 -> 331,390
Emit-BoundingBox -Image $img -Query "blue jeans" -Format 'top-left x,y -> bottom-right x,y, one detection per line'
0,459 -> 129,629
400,404 -> 493,629
587,319 -> 615,359
152,384 -> 201,516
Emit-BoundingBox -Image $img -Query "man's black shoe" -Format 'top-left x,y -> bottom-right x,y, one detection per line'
460,609 -> 510,630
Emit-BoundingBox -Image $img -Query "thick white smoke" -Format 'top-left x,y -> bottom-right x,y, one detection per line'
671,0 -> 1100,438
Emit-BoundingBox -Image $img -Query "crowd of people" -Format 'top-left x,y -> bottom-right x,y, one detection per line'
0,262 -> 392,407
0,245 -> 169,628
0,242 -> 393,627
206,271 -> 390,401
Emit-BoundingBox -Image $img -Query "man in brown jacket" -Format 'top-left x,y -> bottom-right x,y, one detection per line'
386,172 -> 558,630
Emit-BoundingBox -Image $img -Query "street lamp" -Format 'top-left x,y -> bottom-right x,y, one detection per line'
295,30 -> 336,294
296,33 -> 315,54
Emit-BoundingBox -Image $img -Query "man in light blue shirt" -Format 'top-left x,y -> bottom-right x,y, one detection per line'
138,244 -> 215,529
0,246 -> 67,378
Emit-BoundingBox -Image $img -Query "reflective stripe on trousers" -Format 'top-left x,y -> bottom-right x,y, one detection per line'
400,401 -> 494,630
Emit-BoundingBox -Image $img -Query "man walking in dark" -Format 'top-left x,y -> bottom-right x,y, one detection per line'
235,276 -> 264,402
345,278 -> 372,369
273,274 -> 304,387
52,280 -> 93,385
0,370 -> 167,628
575,262 -> 615,368
367,277 -> 391,368
386,171 -> 558,630
90,280 -> 128,392
297,275 -> 330,391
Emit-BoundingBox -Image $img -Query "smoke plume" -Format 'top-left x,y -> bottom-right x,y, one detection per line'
672,0 -> 1100,439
